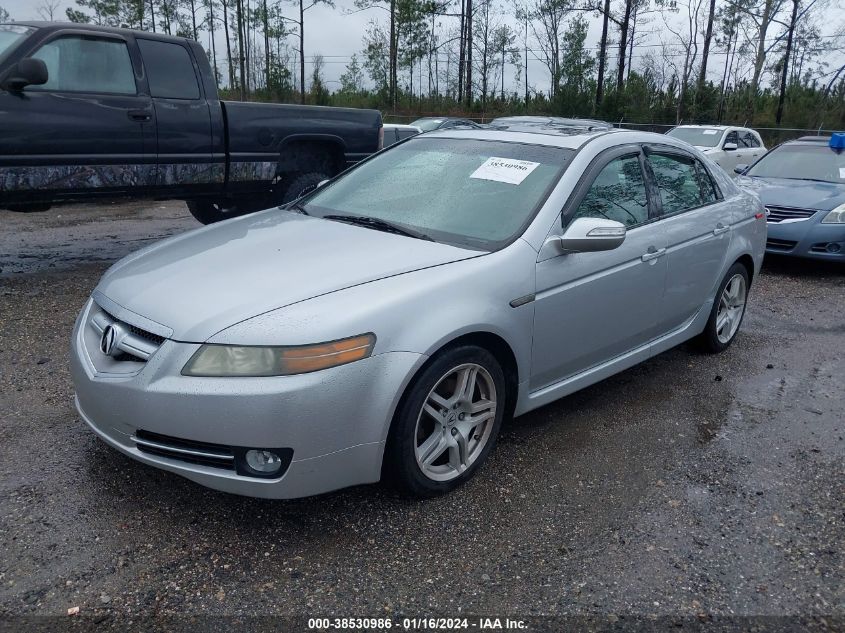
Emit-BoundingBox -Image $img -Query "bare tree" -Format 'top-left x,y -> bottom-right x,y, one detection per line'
659,0 -> 706,122
531,0 -> 574,99
36,0 -> 61,20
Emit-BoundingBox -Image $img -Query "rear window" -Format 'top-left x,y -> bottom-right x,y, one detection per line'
137,39 -> 200,99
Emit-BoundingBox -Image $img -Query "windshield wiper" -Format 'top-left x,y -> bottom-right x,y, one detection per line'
322,214 -> 434,241
760,176 -> 834,184
285,201 -> 309,215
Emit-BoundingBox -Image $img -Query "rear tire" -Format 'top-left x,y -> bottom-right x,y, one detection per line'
281,172 -> 330,204
699,263 -> 750,353
384,346 -> 506,498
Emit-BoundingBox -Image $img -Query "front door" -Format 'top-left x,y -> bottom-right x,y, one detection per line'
531,148 -> 667,391
0,30 -> 153,199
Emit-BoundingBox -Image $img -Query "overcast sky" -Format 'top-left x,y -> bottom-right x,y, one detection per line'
3,0 -> 844,99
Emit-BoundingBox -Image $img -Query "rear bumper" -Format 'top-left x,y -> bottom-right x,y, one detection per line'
765,220 -> 845,260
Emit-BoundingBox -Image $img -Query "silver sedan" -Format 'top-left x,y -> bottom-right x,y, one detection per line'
71,128 -> 767,498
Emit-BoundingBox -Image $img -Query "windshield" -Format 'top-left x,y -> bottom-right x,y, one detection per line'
667,127 -> 724,148
302,137 -> 573,250
746,144 -> 845,184
0,25 -> 33,60
412,118 -> 444,132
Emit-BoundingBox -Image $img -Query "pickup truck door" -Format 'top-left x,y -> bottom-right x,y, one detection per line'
0,30 -> 153,197
135,38 -> 221,193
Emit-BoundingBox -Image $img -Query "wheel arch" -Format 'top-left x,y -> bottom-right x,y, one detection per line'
380,329 -> 520,478
390,330 -> 520,432
277,136 -> 347,176
734,253 -> 756,286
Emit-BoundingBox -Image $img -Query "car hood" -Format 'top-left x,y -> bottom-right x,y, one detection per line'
95,210 -> 479,341
736,176 -> 845,211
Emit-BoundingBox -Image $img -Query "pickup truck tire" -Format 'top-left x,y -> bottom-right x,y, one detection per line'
281,172 -> 331,204
186,198 -> 269,225
6,203 -> 52,213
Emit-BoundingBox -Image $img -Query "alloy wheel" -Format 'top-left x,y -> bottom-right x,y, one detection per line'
716,273 -> 747,344
414,363 -> 497,482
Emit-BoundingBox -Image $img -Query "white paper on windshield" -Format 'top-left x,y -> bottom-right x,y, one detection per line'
470,157 -> 540,185
703,129 -> 719,135
839,167 -> 845,179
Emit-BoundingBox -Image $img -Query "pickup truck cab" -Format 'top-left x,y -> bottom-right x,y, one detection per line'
0,22 -> 382,223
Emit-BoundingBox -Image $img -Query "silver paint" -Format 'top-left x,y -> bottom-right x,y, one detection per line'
70,128 -> 767,498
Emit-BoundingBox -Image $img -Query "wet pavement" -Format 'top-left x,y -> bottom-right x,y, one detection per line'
0,202 -> 843,627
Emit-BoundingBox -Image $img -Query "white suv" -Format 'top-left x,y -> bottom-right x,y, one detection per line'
667,125 -> 766,176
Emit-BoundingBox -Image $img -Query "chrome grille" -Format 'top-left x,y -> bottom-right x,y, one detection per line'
89,306 -> 164,362
765,206 -> 817,223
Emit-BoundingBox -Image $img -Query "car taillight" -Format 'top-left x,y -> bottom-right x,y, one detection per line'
378,126 -> 384,150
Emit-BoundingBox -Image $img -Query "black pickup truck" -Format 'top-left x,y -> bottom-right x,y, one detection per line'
0,22 -> 382,223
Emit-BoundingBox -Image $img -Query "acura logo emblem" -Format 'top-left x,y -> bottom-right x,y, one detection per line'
99,323 -> 126,357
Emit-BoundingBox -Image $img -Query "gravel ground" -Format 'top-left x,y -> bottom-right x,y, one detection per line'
0,201 -> 843,630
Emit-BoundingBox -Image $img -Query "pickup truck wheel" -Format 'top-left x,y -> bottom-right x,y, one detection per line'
6,203 -> 52,213
186,199 -> 261,225
281,172 -> 330,204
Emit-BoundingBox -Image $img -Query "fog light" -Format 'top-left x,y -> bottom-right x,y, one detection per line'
245,449 -> 282,474
827,243 -> 841,253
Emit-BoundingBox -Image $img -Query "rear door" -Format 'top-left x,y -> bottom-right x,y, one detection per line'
644,146 -> 731,333
136,38 -> 221,194
0,29 -> 153,197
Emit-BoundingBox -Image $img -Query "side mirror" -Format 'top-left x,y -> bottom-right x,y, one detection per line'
559,217 -> 626,253
2,58 -> 48,91
723,142 -> 738,151
734,164 -> 749,175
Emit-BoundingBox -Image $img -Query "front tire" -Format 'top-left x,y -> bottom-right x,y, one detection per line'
384,346 -> 506,497
699,263 -> 750,353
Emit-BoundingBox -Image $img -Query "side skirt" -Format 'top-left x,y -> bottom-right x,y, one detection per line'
515,301 -> 712,416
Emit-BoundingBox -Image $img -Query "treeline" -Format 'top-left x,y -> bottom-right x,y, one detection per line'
8,0 -> 845,129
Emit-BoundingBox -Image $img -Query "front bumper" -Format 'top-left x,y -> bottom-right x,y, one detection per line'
766,219 -> 845,260
71,299 -> 425,499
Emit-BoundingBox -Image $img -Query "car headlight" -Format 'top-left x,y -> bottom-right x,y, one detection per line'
821,204 -> 845,224
182,333 -> 376,377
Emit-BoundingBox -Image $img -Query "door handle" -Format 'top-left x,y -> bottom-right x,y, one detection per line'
127,109 -> 152,122
641,246 -> 666,262
713,223 -> 730,236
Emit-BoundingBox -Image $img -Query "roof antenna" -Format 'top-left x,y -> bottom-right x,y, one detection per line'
618,115 -> 624,129
818,123 -> 824,134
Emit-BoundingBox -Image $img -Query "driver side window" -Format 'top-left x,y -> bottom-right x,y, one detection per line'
572,155 -> 649,227
28,35 -> 136,95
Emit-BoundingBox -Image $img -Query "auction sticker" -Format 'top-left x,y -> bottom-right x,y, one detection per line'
839,167 -> 845,179
470,157 -> 540,185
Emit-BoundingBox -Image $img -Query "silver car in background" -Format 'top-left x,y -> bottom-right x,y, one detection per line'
71,127 -> 766,498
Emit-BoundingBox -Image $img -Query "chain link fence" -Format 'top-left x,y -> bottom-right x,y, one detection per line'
382,113 -> 840,147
